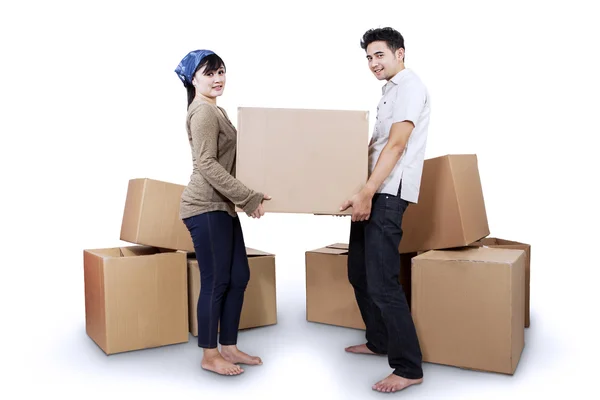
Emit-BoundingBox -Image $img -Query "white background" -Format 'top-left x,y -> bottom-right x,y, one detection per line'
2,0 -> 599,398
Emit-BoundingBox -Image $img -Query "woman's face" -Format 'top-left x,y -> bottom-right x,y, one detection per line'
192,64 -> 226,98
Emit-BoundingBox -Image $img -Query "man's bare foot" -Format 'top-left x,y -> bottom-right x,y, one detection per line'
201,349 -> 244,376
344,343 -> 385,355
372,373 -> 423,393
221,345 -> 263,366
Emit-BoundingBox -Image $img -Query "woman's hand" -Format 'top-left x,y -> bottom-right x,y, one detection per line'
249,194 -> 271,219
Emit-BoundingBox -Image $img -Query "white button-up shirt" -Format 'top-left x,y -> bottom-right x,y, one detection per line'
368,68 -> 431,203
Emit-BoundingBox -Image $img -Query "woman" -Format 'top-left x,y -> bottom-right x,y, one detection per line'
175,49 -> 270,376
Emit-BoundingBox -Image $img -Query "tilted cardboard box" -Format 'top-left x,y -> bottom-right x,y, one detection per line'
120,178 -> 194,252
400,154 -> 490,253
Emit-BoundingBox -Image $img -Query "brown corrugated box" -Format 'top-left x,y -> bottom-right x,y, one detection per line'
399,252 -> 418,309
187,247 -> 277,336
305,243 -> 413,329
400,154 -> 490,253
411,247 -> 525,375
235,107 -> 369,215
83,245 -> 189,355
120,178 -> 194,252
469,237 -> 532,327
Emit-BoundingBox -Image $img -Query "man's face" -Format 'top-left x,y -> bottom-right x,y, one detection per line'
365,41 -> 404,81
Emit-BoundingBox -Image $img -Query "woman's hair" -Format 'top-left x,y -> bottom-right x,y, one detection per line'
186,53 -> 226,107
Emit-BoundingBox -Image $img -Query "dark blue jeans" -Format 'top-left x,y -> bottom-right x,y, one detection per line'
347,184 -> 423,379
183,211 -> 250,349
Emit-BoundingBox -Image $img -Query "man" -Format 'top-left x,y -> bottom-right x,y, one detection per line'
339,27 -> 431,393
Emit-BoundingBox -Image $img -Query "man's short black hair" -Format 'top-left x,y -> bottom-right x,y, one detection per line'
360,27 -> 405,59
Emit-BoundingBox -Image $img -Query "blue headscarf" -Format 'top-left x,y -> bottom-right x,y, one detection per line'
175,49 -> 215,87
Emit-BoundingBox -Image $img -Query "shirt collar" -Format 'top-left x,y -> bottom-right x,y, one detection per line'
382,68 -> 409,94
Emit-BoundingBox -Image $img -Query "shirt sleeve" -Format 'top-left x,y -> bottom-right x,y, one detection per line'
392,81 -> 427,126
189,104 -> 264,214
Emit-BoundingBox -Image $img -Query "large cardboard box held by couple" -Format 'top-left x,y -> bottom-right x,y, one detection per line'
411,247 -> 526,375
187,248 -> 277,335
83,246 -> 189,355
235,107 -> 369,215
305,244 -> 415,330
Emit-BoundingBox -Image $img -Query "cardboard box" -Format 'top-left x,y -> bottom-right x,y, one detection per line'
235,107 -> 369,215
120,178 -> 194,252
187,247 -> 277,336
399,154 -> 490,254
411,247 -> 526,375
305,244 -> 364,329
83,246 -> 189,355
305,243 -> 413,329
399,252 -> 418,309
469,237 -> 531,327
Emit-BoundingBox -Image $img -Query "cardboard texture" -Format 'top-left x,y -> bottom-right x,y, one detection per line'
83,246 -> 189,355
411,247 -> 525,375
235,107 -> 369,215
305,243 -> 413,329
305,243 -> 364,329
470,237 -> 532,327
120,178 -> 194,252
187,247 -> 277,336
399,154 -> 490,254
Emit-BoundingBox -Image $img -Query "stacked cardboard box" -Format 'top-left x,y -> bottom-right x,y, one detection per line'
469,237 -> 531,328
411,247 -> 526,375
119,178 -> 194,252
398,154 -> 530,374
83,179 -> 193,355
398,154 -> 490,253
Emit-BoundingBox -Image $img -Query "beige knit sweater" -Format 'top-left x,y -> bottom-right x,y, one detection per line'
180,99 -> 264,219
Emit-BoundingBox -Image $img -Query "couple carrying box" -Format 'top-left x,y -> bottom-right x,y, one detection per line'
174,26 -> 431,393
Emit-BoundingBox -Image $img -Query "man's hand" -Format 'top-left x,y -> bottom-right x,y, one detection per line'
339,189 -> 374,222
339,120 -> 413,221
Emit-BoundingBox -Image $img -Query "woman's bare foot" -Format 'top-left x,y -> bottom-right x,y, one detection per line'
221,345 -> 263,365
201,348 -> 244,376
344,343 -> 385,355
372,373 -> 423,393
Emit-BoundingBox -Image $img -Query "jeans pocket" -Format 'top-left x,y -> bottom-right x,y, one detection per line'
382,194 -> 407,214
